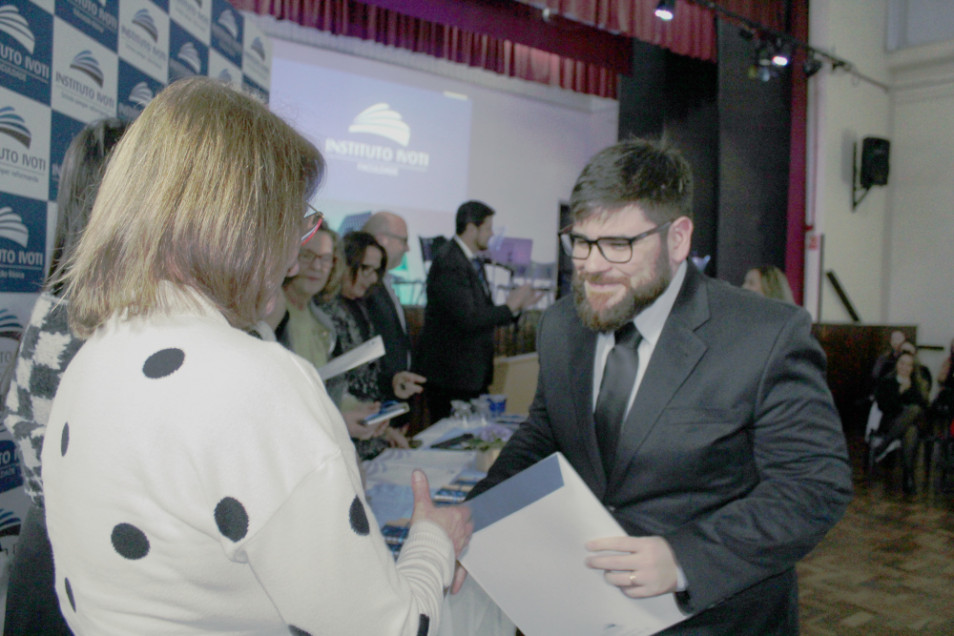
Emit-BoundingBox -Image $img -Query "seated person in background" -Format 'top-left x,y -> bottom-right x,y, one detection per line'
741,265 -> 794,303
319,231 -> 425,457
929,337 -> 954,433
874,350 -> 930,493
937,337 -> 954,391
40,77 -> 470,635
264,226 -> 389,448
872,329 -> 907,384
900,340 -> 933,393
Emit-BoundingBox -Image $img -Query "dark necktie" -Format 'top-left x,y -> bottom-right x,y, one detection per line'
594,323 -> 642,477
472,257 -> 490,295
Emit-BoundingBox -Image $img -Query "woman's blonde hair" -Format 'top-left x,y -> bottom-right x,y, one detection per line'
754,266 -> 794,303
63,77 -> 324,336
314,227 -> 344,303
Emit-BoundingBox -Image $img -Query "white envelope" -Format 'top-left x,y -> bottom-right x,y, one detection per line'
460,453 -> 689,636
317,335 -> 385,380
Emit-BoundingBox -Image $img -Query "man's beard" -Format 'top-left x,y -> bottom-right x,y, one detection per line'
573,246 -> 672,332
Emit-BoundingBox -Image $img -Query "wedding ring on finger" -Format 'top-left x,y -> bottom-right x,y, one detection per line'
629,572 -> 638,586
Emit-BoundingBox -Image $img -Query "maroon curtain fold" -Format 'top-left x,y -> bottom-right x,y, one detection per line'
784,0 -> 808,305
538,0 -> 786,60
233,1 -> 790,98
232,0 -> 622,97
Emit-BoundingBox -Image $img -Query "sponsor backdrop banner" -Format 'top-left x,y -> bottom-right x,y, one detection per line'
0,0 -> 271,574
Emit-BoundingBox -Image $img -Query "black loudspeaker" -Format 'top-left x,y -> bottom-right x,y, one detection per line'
860,137 -> 890,188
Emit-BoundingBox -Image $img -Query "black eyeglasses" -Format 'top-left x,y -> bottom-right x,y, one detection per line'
298,250 -> 334,267
302,203 -> 324,245
381,231 -> 409,246
559,221 -> 672,264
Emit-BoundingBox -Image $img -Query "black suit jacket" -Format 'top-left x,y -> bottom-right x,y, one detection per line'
365,282 -> 411,399
471,265 -> 852,635
416,239 -> 515,393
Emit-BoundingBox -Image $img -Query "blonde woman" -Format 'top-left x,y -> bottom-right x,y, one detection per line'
266,227 -> 392,450
742,265 -> 795,303
40,78 -> 470,635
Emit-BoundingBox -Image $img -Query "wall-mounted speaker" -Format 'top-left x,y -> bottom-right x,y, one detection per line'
860,137 -> 890,188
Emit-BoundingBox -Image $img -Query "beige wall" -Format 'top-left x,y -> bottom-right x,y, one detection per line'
886,39 -> 954,374
808,0 -> 892,323
811,0 -> 954,377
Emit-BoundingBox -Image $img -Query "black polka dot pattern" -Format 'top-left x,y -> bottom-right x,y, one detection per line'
64,578 -> 76,612
349,496 -> 370,536
214,497 -> 249,542
111,523 -> 150,560
142,348 -> 185,379
60,422 -> 69,456
417,613 -> 430,636
288,626 -> 312,636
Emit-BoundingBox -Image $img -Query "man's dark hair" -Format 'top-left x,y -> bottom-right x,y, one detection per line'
455,200 -> 495,235
570,138 -> 693,225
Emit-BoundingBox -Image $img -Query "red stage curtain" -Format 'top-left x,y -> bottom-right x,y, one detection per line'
234,0 -> 805,292
232,1 -> 790,98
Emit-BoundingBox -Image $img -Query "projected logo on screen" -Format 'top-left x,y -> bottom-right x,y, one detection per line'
348,103 -> 410,146
326,103 -> 430,177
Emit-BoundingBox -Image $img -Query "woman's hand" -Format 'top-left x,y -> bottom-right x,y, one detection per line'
384,426 -> 411,448
584,536 -> 679,598
410,470 -> 472,558
393,371 -> 426,399
342,402 -> 387,439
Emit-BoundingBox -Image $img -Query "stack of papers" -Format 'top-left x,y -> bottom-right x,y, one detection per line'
460,453 -> 689,636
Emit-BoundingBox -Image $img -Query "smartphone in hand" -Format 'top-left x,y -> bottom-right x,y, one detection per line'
363,401 -> 410,427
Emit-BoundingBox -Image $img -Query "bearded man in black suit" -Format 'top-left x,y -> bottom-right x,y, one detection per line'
469,139 -> 852,635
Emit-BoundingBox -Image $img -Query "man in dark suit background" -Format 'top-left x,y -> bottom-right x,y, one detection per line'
416,201 -> 540,422
468,140 -> 852,634
362,211 -> 417,400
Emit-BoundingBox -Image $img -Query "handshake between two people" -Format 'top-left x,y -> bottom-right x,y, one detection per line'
409,469 -> 680,599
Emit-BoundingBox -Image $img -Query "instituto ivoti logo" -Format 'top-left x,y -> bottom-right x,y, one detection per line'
0,308 -> 22,341
0,104 -> 49,201
325,104 -> 430,177
0,3 -> 52,103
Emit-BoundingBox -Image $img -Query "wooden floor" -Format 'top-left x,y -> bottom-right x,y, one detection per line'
798,431 -> 954,635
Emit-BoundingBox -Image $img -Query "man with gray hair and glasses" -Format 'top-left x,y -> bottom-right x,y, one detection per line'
468,138 -> 852,635
362,211 -> 422,401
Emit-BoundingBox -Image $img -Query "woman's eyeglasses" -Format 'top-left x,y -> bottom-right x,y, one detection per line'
298,251 -> 334,267
301,203 -> 324,245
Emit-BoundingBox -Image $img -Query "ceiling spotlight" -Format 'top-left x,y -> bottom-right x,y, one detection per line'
654,0 -> 676,21
751,41 -> 777,82
803,56 -> 823,77
771,40 -> 792,67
